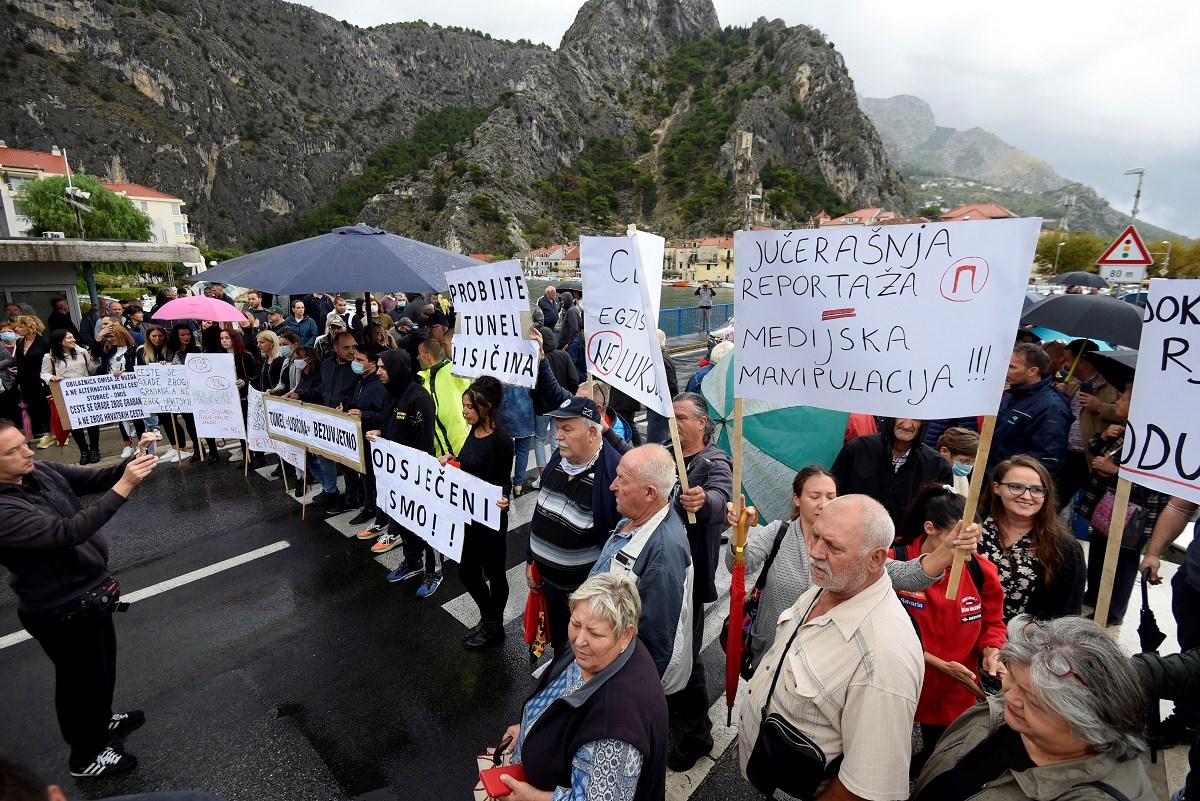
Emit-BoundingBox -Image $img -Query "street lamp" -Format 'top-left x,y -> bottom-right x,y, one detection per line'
1123,167 -> 1145,224
1161,240 -> 1173,276
1053,241 -> 1066,274
745,193 -> 761,231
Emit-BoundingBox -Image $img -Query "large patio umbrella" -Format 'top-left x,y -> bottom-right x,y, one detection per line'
1021,294 -> 1143,349
699,355 -> 848,533
189,223 -> 483,296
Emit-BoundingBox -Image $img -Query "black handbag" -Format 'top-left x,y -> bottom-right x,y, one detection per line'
745,592 -> 843,801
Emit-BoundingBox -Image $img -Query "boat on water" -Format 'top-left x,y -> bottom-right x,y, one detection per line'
719,281 -> 734,288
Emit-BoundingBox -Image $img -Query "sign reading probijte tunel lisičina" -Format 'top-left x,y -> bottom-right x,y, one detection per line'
445,259 -> 540,388
733,218 -> 1040,418
1120,279 -> 1200,504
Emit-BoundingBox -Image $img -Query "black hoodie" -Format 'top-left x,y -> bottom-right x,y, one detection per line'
830,417 -> 953,525
379,349 -> 435,454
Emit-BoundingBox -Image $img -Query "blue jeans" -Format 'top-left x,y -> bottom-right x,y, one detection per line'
512,435 -> 532,486
533,415 -> 551,469
312,454 -> 338,494
698,306 -> 712,333
645,409 -> 670,445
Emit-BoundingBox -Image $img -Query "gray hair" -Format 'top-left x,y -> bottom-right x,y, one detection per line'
1002,614 -> 1146,760
672,391 -> 714,443
656,328 -> 666,348
569,572 -> 642,635
589,380 -> 611,407
824,494 -> 894,553
626,444 -> 678,499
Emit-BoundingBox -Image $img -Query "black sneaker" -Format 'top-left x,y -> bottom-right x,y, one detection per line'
70,747 -> 138,778
1148,713 -> 1200,749
108,710 -> 145,736
311,491 -> 337,507
324,496 -> 352,515
666,739 -> 713,773
348,508 -> 375,526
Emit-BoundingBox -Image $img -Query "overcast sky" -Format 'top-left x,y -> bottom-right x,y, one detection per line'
293,0 -> 1198,238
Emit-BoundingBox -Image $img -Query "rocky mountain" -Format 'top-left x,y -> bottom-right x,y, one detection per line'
860,94 -> 1183,241
1,0 -> 550,246
1,0 -> 903,253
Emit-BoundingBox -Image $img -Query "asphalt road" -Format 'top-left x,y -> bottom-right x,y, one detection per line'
0,399 -> 761,801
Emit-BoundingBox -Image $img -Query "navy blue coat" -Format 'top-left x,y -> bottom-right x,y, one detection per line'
987,377 -> 1072,476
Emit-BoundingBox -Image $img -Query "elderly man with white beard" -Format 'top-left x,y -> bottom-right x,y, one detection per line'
736,494 -> 924,801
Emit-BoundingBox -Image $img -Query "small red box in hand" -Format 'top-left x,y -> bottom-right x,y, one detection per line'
478,764 -> 526,797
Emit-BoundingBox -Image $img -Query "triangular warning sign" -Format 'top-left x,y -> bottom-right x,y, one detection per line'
1096,225 -> 1154,267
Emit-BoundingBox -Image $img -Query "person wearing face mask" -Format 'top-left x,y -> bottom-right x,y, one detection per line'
0,322 -> 22,427
937,426 -> 980,495
831,417 -> 954,526
343,350 -> 386,525
268,332 -> 302,397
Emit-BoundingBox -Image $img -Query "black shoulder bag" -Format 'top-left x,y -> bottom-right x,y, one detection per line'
745,591 -> 843,801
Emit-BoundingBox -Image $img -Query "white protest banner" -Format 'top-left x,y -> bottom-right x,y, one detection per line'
185,353 -> 245,440
733,218 -> 1040,417
446,259 -> 540,388
263,394 -> 365,472
369,437 -> 504,531
581,232 -> 674,416
135,364 -> 193,414
1120,279 -> 1200,504
246,387 -> 306,473
58,373 -> 147,428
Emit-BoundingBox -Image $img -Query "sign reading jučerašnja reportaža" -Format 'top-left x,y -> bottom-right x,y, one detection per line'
733,218 -> 1040,418
1119,278 -> 1200,505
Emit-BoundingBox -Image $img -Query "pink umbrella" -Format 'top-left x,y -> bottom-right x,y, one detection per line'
152,295 -> 248,323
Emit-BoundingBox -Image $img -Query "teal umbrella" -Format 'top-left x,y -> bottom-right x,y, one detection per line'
700,355 -> 849,525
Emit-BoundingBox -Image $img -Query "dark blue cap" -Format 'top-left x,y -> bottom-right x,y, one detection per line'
545,396 -> 599,422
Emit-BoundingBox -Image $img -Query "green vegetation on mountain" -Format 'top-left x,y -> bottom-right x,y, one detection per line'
257,105 -> 493,248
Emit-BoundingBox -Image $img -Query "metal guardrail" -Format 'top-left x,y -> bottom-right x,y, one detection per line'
658,302 -> 733,338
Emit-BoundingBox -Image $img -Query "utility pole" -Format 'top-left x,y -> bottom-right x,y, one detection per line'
1057,193 -> 1076,232
61,148 -> 99,309
1123,167 -> 1145,225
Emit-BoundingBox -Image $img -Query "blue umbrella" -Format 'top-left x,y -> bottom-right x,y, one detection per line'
189,224 -> 483,295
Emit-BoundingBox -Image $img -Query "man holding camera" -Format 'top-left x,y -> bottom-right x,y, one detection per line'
0,420 -> 159,778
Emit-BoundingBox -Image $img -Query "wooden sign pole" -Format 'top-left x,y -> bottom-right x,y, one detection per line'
1093,476 -> 1133,626
947,415 -> 998,600
731,397 -> 745,517
279,455 -> 289,494
244,440 -> 251,477
300,450 -> 309,521
668,416 -> 697,524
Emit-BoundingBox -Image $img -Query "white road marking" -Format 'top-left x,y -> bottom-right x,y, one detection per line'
0,541 -> 291,651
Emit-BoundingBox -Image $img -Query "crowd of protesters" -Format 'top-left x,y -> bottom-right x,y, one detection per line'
0,285 -> 1185,801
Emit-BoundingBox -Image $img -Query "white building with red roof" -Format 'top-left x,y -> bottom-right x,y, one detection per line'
0,141 -> 193,246
939,203 -> 1018,223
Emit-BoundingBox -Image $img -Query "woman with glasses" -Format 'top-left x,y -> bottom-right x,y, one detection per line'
980,455 -> 1086,621
912,614 -> 1154,800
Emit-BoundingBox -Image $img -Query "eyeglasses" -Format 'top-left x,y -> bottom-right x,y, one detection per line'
1000,482 -> 1048,499
1020,619 -> 1089,688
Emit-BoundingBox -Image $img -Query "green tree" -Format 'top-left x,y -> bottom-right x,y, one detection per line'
1033,231 -> 1107,275
917,206 -> 942,221
18,174 -> 153,240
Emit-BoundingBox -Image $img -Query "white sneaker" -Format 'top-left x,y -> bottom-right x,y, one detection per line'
36,433 -> 55,449
157,448 -> 179,463
228,449 -> 243,462
530,476 -> 541,489
120,445 -> 136,459
218,439 -> 238,450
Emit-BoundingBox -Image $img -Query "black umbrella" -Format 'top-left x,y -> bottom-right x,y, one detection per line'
189,224 -> 482,295
1053,271 -> 1109,289
1139,568 -> 1167,654
557,280 -> 583,296
1021,294 -> 1144,349
1023,292 -> 1044,311
1085,349 -> 1138,393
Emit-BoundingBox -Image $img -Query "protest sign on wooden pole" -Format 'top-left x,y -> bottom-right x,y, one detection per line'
946,414 -> 997,599
1093,477 -> 1133,625
279,455 -> 289,493
667,416 -> 697,524
731,397 -> 744,515
301,452 -> 308,520
169,415 -> 183,474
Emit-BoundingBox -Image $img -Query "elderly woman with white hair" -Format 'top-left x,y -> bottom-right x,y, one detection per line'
912,614 -> 1154,800
499,572 -> 668,801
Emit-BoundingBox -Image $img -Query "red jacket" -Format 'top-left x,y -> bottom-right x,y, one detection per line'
889,537 -> 1007,726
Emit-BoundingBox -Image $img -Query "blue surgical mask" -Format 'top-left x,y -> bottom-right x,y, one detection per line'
952,461 -> 973,478
280,345 -> 292,357
0,332 -> 15,343
350,360 -> 365,375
